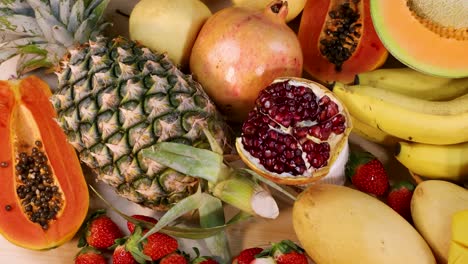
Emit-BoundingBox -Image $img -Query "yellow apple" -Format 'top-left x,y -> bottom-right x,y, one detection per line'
232,0 -> 306,22
129,0 -> 211,67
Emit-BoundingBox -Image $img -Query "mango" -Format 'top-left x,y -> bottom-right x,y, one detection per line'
293,184 -> 436,264
448,210 -> 468,264
411,180 -> 468,263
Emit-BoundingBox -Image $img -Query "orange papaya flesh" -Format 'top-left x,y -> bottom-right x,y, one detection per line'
298,0 -> 388,84
0,76 -> 89,250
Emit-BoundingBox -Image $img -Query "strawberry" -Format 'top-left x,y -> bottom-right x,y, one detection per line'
191,248 -> 219,264
269,240 -> 308,264
232,247 -> 263,264
159,252 -> 188,264
78,209 -> 124,249
386,181 -> 415,222
193,259 -> 218,264
143,232 -> 179,260
250,257 -> 276,264
126,226 -> 178,262
345,151 -> 389,196
112,243 -> 138,264
127,214 -> 158,233
74,246 -> 106,264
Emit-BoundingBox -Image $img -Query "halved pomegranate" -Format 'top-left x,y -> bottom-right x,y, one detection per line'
236,77 -> 352,185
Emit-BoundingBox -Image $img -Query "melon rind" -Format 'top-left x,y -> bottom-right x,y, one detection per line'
370,0 -> 468,78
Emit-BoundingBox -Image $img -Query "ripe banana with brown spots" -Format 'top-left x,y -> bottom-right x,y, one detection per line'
332,82 -> 468,145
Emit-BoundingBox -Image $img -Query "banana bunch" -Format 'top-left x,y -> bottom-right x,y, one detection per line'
333,68 -> 468,183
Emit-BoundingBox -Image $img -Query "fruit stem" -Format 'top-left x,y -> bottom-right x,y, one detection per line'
212,170 -> 279,219
267,0 -> 289,21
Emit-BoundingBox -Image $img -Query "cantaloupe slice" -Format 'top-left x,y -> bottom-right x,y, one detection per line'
370,0 -> 468,78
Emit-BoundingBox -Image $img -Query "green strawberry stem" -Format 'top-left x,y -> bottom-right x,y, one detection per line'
126,226 -> 152,264
77,209 -> 107,248
256,240 -> 305,258
199,195 -> 231,263
391,181 -> 415,191
345,150 -> 376,179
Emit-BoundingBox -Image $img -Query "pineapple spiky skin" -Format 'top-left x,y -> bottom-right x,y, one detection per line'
51,37 -> 231,210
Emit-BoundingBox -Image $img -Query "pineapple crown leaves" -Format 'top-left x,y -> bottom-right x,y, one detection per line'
0,0 -> 111,75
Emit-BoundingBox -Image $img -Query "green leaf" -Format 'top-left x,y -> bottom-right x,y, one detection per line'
0,1 -> 31,14
18,56 -> 53,73
58,0 -> 72,25
67,0 -> 84,33
199,195 -> 231,262
0,14 -> 41,35
51,21 -> 74,47
203,128 -> 223,155
141,142 -> 226,183
85,0 -> 110,19
49,0 -> 60,18
26,0 -> 63,43
19,44 -> 47,55
141,187 -> 208,240
0,47 -> 18,64
226,211 -> 252,224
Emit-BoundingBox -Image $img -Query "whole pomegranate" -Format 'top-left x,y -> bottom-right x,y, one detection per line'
236,77 -> 352,185
190,0 -> 303,123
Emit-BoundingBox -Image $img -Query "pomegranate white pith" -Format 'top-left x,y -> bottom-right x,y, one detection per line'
236,78 -> 352,185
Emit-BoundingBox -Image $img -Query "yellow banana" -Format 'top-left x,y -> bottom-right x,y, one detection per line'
332,83 -> 468,145
356,68 -> 468,101
348,84 -> 468,115
350,116 -> 400,146
395,141 -> 468,182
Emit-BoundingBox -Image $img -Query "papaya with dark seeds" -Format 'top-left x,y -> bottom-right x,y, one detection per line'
298,0 -> 388,84
0,76 -> 89,250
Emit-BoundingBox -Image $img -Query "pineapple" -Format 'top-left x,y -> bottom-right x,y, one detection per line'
0,0 -> 231,211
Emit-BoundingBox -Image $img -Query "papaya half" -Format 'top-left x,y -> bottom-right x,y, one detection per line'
370,0 -> 468,78
0,76 -> 89,250
298,0 -> 388,84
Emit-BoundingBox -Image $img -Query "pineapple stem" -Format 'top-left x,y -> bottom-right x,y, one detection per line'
212,170 -> 279,219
